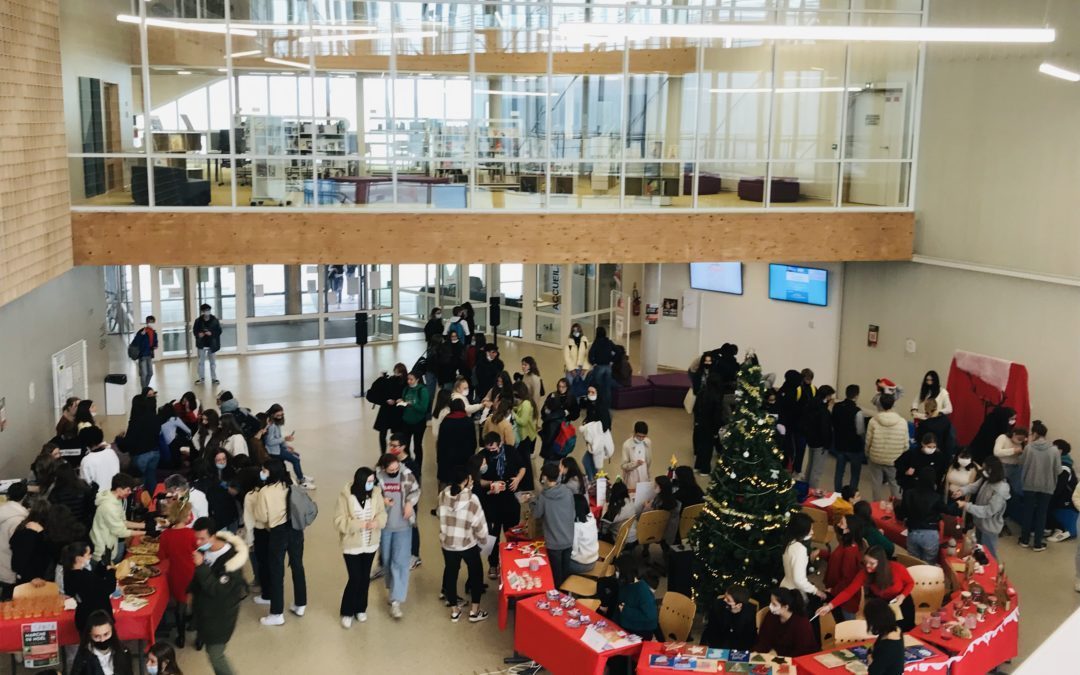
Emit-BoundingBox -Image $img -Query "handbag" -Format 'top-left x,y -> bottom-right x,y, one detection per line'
683,388 -> 696,414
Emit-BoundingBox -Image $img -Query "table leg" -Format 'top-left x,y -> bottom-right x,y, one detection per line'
499,595 -> 508,630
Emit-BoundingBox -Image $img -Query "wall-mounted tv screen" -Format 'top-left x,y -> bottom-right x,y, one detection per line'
689,262 -> 743,295
768,264 -> 829,306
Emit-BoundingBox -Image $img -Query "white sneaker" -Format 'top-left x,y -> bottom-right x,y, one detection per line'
390,601 -> 403,619
253,596 -> 271,606
260,614 -> 285,626
290,605 -> 306,617
1047,531 -> 1071,543
356,612 -> 367,623
410,556 -> 422,570
341,616 -> 353,629
301,478 -> 317,490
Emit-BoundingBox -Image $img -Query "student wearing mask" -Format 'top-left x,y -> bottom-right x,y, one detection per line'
438,466 -> 489,623
126,389 -> 162,493
192,410 -> 220,458
831,384 -> 867,493
692,374 -> 725,475
895,433 -> 948,493
174,391 -> 200,429
529,463 -> 575,587
512,380 -> 540,492
246,460 -> 294,626
917,398 -> 955,459
800,385 -> 836,489
753,588 -> 817,657
424,307 -> 445,342
780,513 -> 827,606
600,481 -> 638,545
895,467 -> 960,563
335,467 -> 386,628
520,357 -> 545,402
474,345 -> 504,405
56,397 -> 81,443
564,323 -> 591,395
193,303 -> 223,385
701,584 -> 757,650
539,378 -> 580,460
569,493 -> 600,575
450,376 -> 484,415
620,421 -> 652,491
61,541 -> 116,633
864,394 -> 908,502
79,427 -> 120,493
817,546 -> 916,630
376,452 -> 421,619
190,518 -> 248,675
864,598 -> 905,675
911,370 -> 952,420
825,516 -> 867,621
90,474 -> 145,563
215,416 -> 248,459
370,363 -> 407,453
197,451 -> 240,533
70,610 -> 133,675
145,643 -> 182,675
399,372 -> 432,476
613,554 -> 659,640
953,456 -> 1009,559
587,326 -> 616,400
478,433 -> 525,578
157,501 -> 197,645
436,399 -> 478,489
945,449 -> 979,499
1018,420 -> 1062,552
263,404 -> 313,490
994,424 -> 1027,523
579,385 -> 615,480
444,305 -> 471,343
384,435 -> 423,569
131,315 -> 158,390
0,482 -> 28,600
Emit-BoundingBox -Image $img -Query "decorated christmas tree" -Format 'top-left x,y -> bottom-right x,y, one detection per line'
689,355 -> 800,601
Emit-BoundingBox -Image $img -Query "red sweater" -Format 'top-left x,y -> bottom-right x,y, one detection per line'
752,613 -> 817,657
158,527 -> 197,601
830,561 -> 914,609
823,543 -> 864,613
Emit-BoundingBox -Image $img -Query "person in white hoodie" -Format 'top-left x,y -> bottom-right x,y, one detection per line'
620,421 -> 652,492
437,466 -> 489,623
779,512 -> 826,605
0,482 -> 29,600
77,426 -> 120,493
864,394 -> 909,502
569,494 -> 599,575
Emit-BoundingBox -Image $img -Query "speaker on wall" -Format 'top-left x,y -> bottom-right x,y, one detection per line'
355,311 -> 368,346
488,296 -> 501,327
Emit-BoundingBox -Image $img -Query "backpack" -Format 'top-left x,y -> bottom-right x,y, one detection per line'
127,339 -> 141,361
225,408 -> 261,438
551,421 -> 577,459
612,344 -> 632,387
365,375 -> 394,407
287,485 -> 319,531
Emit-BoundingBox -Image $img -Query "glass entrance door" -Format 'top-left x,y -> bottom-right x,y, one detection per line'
535,264 -> 563,345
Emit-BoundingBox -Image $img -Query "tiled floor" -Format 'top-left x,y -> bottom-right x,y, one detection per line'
95,339 -> 1078,674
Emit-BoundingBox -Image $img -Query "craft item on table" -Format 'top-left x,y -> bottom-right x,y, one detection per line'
119,597 -> 149,612
903,646 -> 935,663
546,589 -> 561,601
566,618 -> 581,629
537,601 -> 551,610
549,607 -> 564,617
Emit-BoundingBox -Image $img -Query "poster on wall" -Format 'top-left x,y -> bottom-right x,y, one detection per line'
867,324 -> 879,348
681,290 -> 699,329
22,622 -> 59,668
645,304 -> 659,325
662,298 -> 678,318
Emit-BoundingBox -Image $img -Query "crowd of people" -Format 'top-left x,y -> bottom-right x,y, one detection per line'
6,320 -> 1079,674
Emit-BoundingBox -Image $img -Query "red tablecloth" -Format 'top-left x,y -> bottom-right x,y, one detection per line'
514,594 -> 642,675
793,637 -> 949,674
498,542 -> 554,631
637,640 -> 796,674
0,560 -> 170,653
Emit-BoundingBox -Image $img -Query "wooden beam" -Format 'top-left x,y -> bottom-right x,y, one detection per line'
72,211 -> 913,265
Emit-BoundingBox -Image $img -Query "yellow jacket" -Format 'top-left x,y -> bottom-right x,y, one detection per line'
246,482 -> 288,530
334,484 -> 387,553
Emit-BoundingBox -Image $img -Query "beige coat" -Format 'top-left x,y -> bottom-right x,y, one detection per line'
245,482 -> 289,530
334,484 -> 387,553
564,337 -> 591,373
865,411 -> 910,466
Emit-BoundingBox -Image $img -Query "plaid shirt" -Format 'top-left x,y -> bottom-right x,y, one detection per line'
437,486 -> 488,552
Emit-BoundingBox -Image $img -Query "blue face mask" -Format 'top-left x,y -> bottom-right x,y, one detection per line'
259,470 -> 269,482
365,479 -> 375,492
147,665 -> 159,675
197,542 -> 211,552
215,462 -> 227,470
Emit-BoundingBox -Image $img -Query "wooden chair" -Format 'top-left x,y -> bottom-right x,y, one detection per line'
755,607 -> 769,629
819,609 -> 838,650
579,598 -> 601,612
802,506 -> 834,550
894,552 -> 925,569
560,563 -> 613,598
13,581 -> 59,600
636,510 -> 672,547
658,591 -> 697,642
834,619 -> 873,645
678,503 -> 705,542
907,564 -> 946,622
598,517 -> 634,562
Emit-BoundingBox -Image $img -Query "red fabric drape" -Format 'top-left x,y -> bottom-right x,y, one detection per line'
947,359 -> 1030,446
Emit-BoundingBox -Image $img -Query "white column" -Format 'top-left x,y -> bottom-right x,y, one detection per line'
640,263 -> 661,376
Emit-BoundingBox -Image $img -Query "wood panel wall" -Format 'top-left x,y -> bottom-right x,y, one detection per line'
0,0 -> 72,308
72,211 -> 913,265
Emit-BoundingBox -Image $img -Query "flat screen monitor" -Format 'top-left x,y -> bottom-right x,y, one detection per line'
689,262 -> 743,295
768,264 -> 829,306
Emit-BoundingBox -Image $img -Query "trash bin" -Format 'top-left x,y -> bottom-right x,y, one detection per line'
104,373 -> 128,416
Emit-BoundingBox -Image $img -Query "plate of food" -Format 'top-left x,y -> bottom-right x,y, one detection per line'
127,555 -> 160,566
122,583 -> 155,598
128,543 -> 159,556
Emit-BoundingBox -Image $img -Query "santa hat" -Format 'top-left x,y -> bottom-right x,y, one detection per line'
877,377 -> 897,391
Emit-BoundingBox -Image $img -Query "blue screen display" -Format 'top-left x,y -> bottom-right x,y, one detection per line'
768,264 -> 828,306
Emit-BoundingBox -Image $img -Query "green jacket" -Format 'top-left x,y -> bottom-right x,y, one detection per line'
514,400 -> 538,442
90,490 -> 131,561
189,530 -> 249,645
864,523 -> 895,558
401,383 -> 430,426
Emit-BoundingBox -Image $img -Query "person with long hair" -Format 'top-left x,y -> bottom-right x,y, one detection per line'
559,456 -> 588,496
482,397 -> 515,448
450,376 -> 483,415
917,397 -> 955,459
673,466 -> 705,513
779,512 -> 826,604
642,475 -> 680,548
954,456 -> 1009,558
600,480 -> 638,546
512,380 -> 540,492
852,500 -> 895,558
56,397 -> 81,442
61,541 -> 115,633
157,500 -> 197,645
864,598 -> 904,675
174,391 -> 200,428
970,406 -> 1017,464
371,363 -> 407,453
911,370 -> 952,420
70,609 -> 133,675
520,356 -> 545,402
539,378 -> 580,460
482,370 -> 514,409
193,409 -> 221,457
74,400 -> 98,434
825,515 -> 867,620
245,459 -> 295,625
438,466 -> 489,623
126,389 -> 162,493
817,545 -> 916,630
753,587 -> 817,657
436,399 -> 477,490
399,372 -> 432,477
800,385 -> 836,488
945,448 -> 979,497
146,642 -> 182,675
335,467 -> 386,628
564,323 -> 591,395
431,388 -> 454,442
214,415 -> 248,459
263,404 -> 313,489
49,461 -> 96,532
612,554 -> 658,640
375,452 -> 421,619
10,499 -> 52,584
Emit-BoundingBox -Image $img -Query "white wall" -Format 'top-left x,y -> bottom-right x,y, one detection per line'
837,261 -> 1080,442
655,262 -> 844,386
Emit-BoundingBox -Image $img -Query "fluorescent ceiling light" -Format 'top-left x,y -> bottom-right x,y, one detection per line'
217,68 -> 229,73
264,57 -> 309,69
710,86 -> 862,93
297,30 -> 436,43
228,23 -> 376,32
557,22 -> 1055,44
178,70 -> 192,75
116,14 -> 257,37
1038,62 -> 1080,82
475,89 -> 554,97
230,50 -> 264,58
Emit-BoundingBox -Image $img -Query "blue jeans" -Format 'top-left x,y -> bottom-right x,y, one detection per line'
833,452 -> 864,493
1051,508 -> 1079,537
137,356 -> 154,389
276,447 -> 305,482
583,452 -> 597,481
1004,463 -> 1024,522
381,528 -> 413,604
976,529 -> 999,560
131,450 -> 160,493
1019,491 -> 1052,548
198,347 -> 217,381
907,528 -> 940,563
589,364 -> 612,401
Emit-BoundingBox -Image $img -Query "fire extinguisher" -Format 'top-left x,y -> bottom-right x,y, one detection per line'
631,284 -> 641,316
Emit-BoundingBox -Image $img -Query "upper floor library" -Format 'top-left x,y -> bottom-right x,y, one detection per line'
65,0 -> 926,212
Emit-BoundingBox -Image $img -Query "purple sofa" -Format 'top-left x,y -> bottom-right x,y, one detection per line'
611,376 -> 654,410
648,372 -> 692,408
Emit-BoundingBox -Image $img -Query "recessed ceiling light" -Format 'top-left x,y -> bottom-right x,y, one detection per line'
264,57 -> 309,69
1039,62 -> 1080,82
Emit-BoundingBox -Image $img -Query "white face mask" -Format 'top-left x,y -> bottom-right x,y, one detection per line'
958,458 -> 971,467
768,603 -> 782,615
572,330 -> 581,338
587,394 -> 597,402
462,388 -> 469,397
487,354 -> 495,361
922,446 -> 937,455
634,438 -> 644,445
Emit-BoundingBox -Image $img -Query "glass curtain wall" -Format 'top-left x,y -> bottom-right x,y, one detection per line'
66,1 -> 923,211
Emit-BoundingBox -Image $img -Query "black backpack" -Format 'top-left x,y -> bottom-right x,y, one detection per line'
225,408 -> 261,438
612,344 -> 632,387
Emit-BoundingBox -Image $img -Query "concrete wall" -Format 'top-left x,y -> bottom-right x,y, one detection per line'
0,266 -> 109,478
